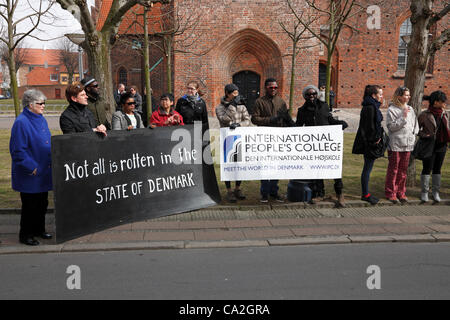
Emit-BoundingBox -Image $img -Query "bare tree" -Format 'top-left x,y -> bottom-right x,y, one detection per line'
404,0 -> 449,187
279,13 -> 317,114
405,1 -> 449,116
285,0 -> 384,106
54,37 -> 78,85
0,42 -> 29,76
0,0 -> 55,117
56,0 -> 168,127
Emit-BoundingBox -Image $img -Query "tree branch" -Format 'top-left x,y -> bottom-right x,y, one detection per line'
430,28 -> 450,56
428,3 -> 450,27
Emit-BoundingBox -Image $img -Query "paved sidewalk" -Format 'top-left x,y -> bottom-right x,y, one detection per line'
1,200 -> 449,254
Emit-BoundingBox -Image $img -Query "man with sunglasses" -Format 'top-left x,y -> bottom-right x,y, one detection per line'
81,76 -> 111,130
251,78 -> 293,203
296,85 -> 348,208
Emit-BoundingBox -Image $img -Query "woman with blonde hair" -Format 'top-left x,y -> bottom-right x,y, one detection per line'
385,86 -> 418,203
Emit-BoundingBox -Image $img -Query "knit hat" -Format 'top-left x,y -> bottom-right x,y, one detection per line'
81,76 -> 96,87
225,83 -> 239,95
302,85 -> 319,99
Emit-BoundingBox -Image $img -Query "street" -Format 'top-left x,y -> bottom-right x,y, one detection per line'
1,243 -> 449,300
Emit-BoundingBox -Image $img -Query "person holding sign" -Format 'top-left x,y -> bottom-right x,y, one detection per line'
81,76 -> 110,130
175,81 -> 208,128
296,85 -> 348,208
112,92 -> 145,130
60,83 -> 108,136
150,93 -> 184,127
10,90 -> 52,246
252,78 -> 294,203
216,84 -> 251,202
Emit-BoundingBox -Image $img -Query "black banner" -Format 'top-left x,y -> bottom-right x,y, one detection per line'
51,125 -> 221,243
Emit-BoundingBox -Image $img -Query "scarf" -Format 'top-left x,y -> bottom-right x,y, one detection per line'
362,96 -> 383,135
429,106 -> 450,143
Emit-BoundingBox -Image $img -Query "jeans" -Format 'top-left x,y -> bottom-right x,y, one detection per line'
260,180 -> 279,196
361,156 -> 375,197
422,151 -> 446,175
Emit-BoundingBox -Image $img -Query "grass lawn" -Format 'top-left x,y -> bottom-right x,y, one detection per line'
0,130 -> 448,208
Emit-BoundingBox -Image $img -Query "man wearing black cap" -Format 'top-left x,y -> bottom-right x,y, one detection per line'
81,76 -> 111,130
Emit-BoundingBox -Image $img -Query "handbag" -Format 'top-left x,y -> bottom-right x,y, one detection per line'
412,136 -> 434,160
412,112 -> 443,160
368,129 -> 389,159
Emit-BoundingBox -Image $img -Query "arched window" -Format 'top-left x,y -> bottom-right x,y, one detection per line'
397,18 -> 412,71
118,67 -> 127,86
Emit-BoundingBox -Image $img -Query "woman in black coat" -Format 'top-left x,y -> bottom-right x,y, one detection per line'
352,85 -> 384,204
296,85 -> 348,208
175,81 -> 209,132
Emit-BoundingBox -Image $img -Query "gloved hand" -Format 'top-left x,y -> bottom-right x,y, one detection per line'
269,116 -> 280,125
278,110 -> 295,127
230,123 -> 241,130
341,121 -> 348,130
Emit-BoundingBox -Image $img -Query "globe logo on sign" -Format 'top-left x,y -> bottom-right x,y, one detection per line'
224,135 -> 242,163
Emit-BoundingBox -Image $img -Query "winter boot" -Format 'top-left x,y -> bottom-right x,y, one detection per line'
226,190 -> 237,203
431,174 -> 441,203
335,193 -> 346,208
420,175 -> 430,203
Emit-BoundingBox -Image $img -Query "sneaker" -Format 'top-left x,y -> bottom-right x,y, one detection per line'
270,194 -> 285,203
260,195 -> 269,203
226,191 -> 237,203
399,197 -> 409,204
361,194 -> 379,205
234,189 -> 246,200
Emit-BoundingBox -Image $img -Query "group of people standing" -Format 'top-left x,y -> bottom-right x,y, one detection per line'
353,85 -> 449,206
8,75 -> 449,246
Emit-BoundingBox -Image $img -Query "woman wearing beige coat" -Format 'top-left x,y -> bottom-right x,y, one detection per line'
216,84 -> 250,203
384,87 -> 418,203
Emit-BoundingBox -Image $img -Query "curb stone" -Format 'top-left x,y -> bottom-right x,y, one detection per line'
1,199 -> 449,215
1,234 -> 449,255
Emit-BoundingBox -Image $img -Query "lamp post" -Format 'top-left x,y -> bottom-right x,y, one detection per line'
65,33 -> 86,81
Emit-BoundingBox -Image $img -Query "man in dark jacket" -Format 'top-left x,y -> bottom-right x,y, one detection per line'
296,85 -> 348,208
252,78 -> 294,203
81,76 -> 111,130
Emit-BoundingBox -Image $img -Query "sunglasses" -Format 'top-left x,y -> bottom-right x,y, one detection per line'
306,92 -> 317,97
267,86 -> 278,90
126,102 -> 136,105
89,84 -> 99,88
35,102 -> 46,105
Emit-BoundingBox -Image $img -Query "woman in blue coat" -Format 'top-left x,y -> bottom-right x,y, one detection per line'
10,89 -> 53,246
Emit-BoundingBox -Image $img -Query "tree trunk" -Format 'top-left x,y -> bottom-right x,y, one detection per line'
166,36 -> 172,93
83,31 -> 116,126
144,7 -> 152,124
288,43 -> 296,116
8,49 -> 20,117
325,50 -> 333,107
404,0 -> 433,188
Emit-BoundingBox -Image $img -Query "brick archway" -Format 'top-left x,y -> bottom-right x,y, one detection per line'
211,28 -> 283,112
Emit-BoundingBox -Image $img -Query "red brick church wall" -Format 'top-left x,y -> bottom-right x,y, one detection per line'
170,0 -> 448,115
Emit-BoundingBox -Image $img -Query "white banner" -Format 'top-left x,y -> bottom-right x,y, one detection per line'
220,126 -> 343,181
